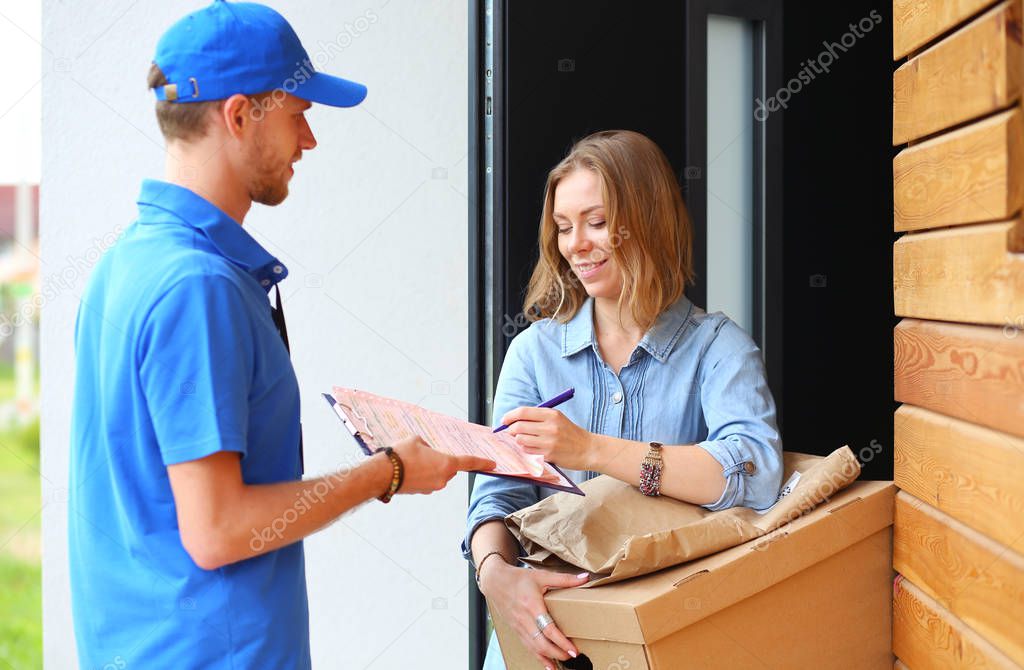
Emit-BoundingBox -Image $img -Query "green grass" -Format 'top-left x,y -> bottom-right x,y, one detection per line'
0,413 -> 42,670
0,361 -> 12,396
0,554 -> 41,670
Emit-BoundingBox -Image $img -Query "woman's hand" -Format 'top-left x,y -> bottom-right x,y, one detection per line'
479,559 -> 588,669
501,407 -> 598,471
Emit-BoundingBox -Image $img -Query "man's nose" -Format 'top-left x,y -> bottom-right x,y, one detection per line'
299,116 -> 317,151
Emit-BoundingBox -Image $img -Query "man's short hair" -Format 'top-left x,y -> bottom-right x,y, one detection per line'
147,63 -> 222,142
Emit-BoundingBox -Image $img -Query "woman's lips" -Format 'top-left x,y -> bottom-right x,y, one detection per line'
576,259 -> 607,280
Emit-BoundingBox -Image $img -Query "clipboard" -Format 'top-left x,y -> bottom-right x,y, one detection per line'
322,390 -> 584,495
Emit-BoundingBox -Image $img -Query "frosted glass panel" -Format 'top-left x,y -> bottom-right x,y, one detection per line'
706,15 -> 755,335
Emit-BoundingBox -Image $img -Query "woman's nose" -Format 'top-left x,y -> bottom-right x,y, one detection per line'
568,225 -> 592,254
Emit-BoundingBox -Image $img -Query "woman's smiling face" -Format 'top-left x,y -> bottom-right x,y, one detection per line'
553,168 -> 622,300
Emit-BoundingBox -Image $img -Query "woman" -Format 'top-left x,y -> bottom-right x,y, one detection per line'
463,130 -> 782,669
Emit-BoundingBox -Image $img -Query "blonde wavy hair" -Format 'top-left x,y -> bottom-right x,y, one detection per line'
523,130 -> 695,331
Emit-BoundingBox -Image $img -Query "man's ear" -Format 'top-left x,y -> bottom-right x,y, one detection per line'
220,93 -> 254,141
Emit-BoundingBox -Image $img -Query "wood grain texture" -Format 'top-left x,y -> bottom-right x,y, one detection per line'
893,1 -> 1022,144
895,404 -> 1024,549
894,319 -> 1024,437
893,575 -> 1019,669
894,107 -> 1024,231
894,491 -> 1024,664
893,221 -> 1024,324
893,0 -> 1002,58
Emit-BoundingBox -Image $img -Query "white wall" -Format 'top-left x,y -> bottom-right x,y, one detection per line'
0,0 -> 41,183
40,1 -> 470,668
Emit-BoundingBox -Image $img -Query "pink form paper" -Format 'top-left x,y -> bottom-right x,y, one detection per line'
330,386 -> 569,487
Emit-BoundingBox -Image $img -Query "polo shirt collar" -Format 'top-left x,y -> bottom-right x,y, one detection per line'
136,179 -> 289,291
561,293 -> 694,363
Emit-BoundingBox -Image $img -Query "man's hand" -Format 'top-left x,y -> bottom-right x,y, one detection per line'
167,438 -> 493,571
391,435 -> 495,495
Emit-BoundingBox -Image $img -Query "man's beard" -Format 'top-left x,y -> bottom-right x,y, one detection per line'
246,130 -> 290,206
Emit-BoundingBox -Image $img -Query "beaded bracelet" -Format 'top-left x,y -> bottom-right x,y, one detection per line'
377,447 -> 404,503
639,441 -> 664,497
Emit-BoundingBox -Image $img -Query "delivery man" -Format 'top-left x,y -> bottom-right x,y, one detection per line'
67,2 -> 493,667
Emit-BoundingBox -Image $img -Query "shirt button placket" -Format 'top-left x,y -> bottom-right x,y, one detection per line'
609,383 -> 625,437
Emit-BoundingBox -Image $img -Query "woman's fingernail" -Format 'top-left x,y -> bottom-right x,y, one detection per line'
577,572 -> 589,579
569,649 -> 578,658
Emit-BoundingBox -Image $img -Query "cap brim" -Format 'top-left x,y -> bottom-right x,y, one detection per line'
294,71 -> 367,108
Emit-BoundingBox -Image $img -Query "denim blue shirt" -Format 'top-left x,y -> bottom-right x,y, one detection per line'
463,294 -> 783,559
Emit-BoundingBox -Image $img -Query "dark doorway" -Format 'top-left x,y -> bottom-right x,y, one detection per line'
467,1 -> 894,667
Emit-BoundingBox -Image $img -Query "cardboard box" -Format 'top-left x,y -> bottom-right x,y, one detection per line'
491,480 -> 895,669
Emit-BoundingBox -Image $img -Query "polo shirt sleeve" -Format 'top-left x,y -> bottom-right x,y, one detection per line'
137,274 -> 255,466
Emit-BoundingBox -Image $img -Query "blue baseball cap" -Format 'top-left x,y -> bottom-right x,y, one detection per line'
153,0 -> 367,107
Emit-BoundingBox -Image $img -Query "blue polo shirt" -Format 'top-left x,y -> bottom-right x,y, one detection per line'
69,179 -> 309,669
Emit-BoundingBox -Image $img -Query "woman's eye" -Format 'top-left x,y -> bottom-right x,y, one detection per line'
556,227 -> 571,235
589,220 -> 606,228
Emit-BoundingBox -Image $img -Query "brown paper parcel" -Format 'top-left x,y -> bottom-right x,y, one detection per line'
505,446 -> 861,587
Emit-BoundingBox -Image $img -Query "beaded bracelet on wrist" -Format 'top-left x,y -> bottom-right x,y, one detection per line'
639,441 -> 664,497
377,447 -> 403,503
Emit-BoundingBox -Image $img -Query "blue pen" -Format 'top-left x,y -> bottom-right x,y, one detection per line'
493,387 -> 575,433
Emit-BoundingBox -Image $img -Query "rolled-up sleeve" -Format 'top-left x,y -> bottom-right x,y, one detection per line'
462,329 -> 544,561
696,324 -> 783,512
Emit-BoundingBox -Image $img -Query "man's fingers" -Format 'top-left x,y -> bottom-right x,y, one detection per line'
451,455 -> 496,472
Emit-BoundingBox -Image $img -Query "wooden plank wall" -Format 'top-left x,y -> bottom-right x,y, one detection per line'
892,1 -> 1024,666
